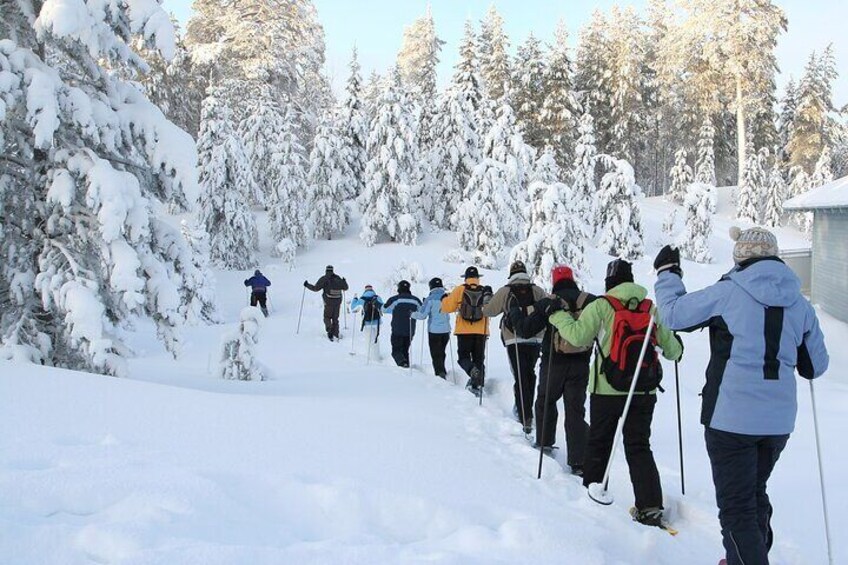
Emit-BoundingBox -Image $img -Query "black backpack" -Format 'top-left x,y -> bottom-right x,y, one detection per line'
361,296 -> 381,326
503,284 -> 537,332
459,284 -> 485,322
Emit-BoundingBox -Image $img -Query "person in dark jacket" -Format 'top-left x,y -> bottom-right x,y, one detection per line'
304,265 -> 349,341
509,265 -> 595,475
383,280 -> 423,368
654,227 -> 829,565
412,278 -> 452,378
244,270 -> 271,317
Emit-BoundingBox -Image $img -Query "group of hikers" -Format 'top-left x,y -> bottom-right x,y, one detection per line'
250,225 -> 829,565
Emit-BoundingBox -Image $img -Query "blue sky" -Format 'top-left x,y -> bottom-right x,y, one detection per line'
164,0 -> 848,106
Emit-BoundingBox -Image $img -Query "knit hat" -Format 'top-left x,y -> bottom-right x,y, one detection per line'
326,265 -> 334,272
428,277 -> 443,290
463,266 -> 481,279
551,265 -> 574,287
509,260 -> 527,276
605,259 -> 634,291
397,280 -> 411,293
254,269 -> 261,276
730,226 -> 779,264
364,284 -> 373,292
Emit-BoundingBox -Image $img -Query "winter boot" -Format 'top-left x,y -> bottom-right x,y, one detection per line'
631,507 -> 664,528
261,306 -> 269,317
570,465 -> 584,477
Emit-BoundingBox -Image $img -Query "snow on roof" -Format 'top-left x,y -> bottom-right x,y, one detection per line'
784,175 -> 848,211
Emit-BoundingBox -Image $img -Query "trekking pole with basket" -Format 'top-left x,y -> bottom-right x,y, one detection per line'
537,336 -> 556,479
296,287 -> 306,334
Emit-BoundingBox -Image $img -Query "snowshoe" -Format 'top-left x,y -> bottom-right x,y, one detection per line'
261,307 -> 269,317
532,443 -> 559,457
629,507 -> 678,536
466,379 -> 483,398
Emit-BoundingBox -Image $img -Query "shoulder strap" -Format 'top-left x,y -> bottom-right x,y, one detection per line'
576,292 -> 589,310
638,298 -> 654,313
604,295 -> 624,311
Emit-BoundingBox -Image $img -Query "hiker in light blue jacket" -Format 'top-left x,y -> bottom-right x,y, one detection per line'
412,277 -> 452,378
653,227 -> 829,565
350,286 -> 384,359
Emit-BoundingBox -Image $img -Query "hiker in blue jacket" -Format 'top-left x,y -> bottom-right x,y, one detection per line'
654,226 -> 829,565
351,285 -> 384,359
383,280 -> 423,368
244,270 -> 271,317
412,277 -> 452,378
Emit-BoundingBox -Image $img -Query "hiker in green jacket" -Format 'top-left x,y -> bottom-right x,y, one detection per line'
546,259 -> 682,527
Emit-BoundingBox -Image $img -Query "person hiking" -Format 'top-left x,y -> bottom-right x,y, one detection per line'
350,285 -> 384,360
509,265 -> 595,476
547,258 -> 683,527
304,265 -> 349,341
383,280 -> 423,368
482,260 -> 547,433
244,269 -> 271,317
653,228 -> 829,565
441,266 -> 492,396
412,277 -> 452,378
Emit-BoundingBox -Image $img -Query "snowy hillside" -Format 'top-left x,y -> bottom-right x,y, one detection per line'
1,195 -> 846,565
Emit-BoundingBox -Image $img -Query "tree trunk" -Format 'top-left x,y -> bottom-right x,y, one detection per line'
736,74 -> 746,186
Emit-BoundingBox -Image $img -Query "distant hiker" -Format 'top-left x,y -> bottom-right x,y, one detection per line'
482,260 -> 547,433
383,280 -> 423,368
244,269 -> 271,317
509,265 -> 595,475
441,266 -> 492,396
654,228 -> 829,565
304,265 -> 349,341
548,258 -> 683,527
412,277 -> 452,378
350,285 -> 384,359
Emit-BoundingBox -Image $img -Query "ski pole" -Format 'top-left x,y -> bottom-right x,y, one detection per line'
513,342 -> 528,434
674,355 -> 685,496
409,319 -> 414,375
367,323 -> 374,365
420,320 -> 426,369
296,287 -> 305,334
537,336 -> 555,479
448,333 -> 457,384
588,314 -> 656,506
350,310 -> 358,356
480,335 -> 490,407
343,291 -> 348,329
810,380 -> 834,565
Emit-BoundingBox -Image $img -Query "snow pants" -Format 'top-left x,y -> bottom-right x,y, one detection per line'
391,334 -> 412,367
457,334 -> 487,386
323,297 -> 342,338
428,333 -> 450,377
250,291 -> 267,310
705,427 -> 789,565
506,343 -> 540,426
535,355 -> 590,468
583,394 -> 662,510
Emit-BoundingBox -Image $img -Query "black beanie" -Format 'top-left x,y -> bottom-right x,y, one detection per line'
429,277 -> 443,290
604,259 -> 634,291
509,260 -> 527,276
397,280 -> 411,293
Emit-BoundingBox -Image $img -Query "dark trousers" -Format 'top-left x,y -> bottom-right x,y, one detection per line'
583,394 -> 662,510
428,333 -> 450,377
535,357 -> 589,467
705,427 -> 789,565
323,297 -> 342,337
391,334 -> 412,367
506,343 -> 540,425
250,291 -> 267,310
457,334 -> 487,384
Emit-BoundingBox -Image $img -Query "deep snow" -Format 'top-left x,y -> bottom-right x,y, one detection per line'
1,191 -> 845,564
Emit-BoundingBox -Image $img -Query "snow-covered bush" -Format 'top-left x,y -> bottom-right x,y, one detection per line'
679,182 -> 717,264
385,261 -> 425,291
660,209 -> 678,245
218,308 -> 264,381
443,249 -> 468,264
669,149 -> 693,203
180,219 -> 218,325
276,239 -> 297,268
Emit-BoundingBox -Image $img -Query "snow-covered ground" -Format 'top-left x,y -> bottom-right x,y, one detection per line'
1,194 -> 845,564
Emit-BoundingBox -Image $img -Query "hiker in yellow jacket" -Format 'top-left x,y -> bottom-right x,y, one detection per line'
441,266 -> 491,395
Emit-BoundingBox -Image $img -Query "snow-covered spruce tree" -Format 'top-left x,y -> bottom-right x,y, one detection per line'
787,47 -> 837,174
763,156 -> 786,228
0,0 -> 205,375
777,77 -> 799,166
669,149 -> 693,203
606,5 -> 646,164
575,10 -> 612,154
512,33 -> 547,151
571,111 -> 599,237
338,47 -> 368,199
269,102 -> 310,248
531,147 -> 562,185
197,91 -> 259,269
596,156 -> 645,260
540,20 -> 579,171
359,67 -> 421,246
307,114 -> 351,240
180,219 -> 218,324
238,84 -> 286,206
511,178 -> 586,288
478,5 -> 512,102
736,141 -> 764,224
811,145 -> 834,188
695,117 -> 717,185
218,307 -> 264,381
397,5 -> 445,100
788,166 -> 812,236
680,182 -> 717,263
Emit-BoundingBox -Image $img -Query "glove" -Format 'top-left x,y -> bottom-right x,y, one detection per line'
303,280 -> 309,288
536,297 -> 563,317
654,245 -> 682,276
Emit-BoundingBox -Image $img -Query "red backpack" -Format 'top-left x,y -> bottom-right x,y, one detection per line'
598,296 -> 662,393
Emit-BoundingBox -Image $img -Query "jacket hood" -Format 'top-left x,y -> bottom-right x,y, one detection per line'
428,287 -> 446,299
361,289 -> 377,299
507,272 -> 533,285
728,258 -> 801,307
607,282 -> 648,305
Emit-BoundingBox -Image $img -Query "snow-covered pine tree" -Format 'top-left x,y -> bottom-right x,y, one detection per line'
680,182 -> 716,263
359,67 -> 421,246
397,5 -> 445,100
478,5 -> 512,102
606,6 -> 646,164
787,46 -> 837,174
540,20 -> 579,171
762,155 -> 786,228
788,166 -> 813,236
596,156 -> 645,260
307,114 -> 351,240
363,70 -> 384,123
512,33 -> 547,151
811,145 -> 834,188
0,0 -> 205,375
736,141 -> 765,224
338,47 -> 368,199
777,77 -> 799,167
575,10 -> 613,155
454,19 -> 485,116
669,149 -> 693,203
531,147 -> 562,185
571,111 -> 599,236
239,84 -> 286,206
269,102 -> 310,248
218,307 -> 264,381
695,117 -> 717,185
180,218 -> 218,324
197,90 -> 259,270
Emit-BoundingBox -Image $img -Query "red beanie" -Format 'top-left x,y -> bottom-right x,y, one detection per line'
551,265 -> 574,287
